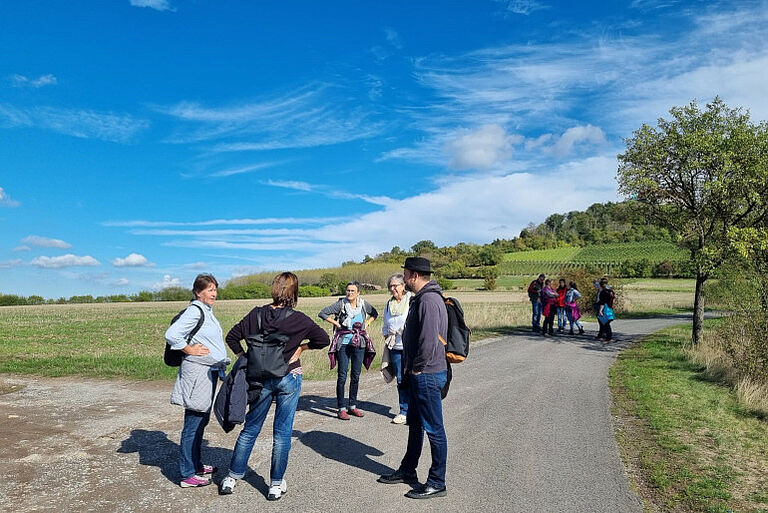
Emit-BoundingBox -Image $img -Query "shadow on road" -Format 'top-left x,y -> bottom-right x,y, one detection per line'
298,394 -> 394,420
295,429 -> 392,476
117,429 -> 233,485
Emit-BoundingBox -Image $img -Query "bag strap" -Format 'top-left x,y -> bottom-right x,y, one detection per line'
185,303 -> 205,343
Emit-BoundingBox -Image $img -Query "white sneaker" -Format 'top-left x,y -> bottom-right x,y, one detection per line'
267,479 -> 287,501
220,476 -> 236,495
392,414 -> 407,424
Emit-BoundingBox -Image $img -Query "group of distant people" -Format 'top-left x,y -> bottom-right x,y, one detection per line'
527,274 -> 616,342
164,256 -> 449,501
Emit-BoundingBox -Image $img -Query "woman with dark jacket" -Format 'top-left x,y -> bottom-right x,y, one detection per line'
594,277 -> 616,342
318,281 -> 378,420
220,272 -> 329,501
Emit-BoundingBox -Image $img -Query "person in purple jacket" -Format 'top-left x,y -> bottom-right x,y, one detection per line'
378,257 -> 449,500
219,272 -> 329,501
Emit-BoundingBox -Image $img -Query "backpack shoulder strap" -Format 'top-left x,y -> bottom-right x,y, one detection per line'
186,303 -> 205,342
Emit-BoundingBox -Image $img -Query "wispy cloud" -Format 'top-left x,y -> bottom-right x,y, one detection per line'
129,0 -> 175,12
158,84 -> 383,151
0,104 -> 149,143
112,253 -> 155,267
13,245 -> 30,252
384,28 -> 403,49
102,217 -> 341,227
262,179 -> 394,206
494,0 -> 549,15
0,187 -> 20,207
11,74 -> 57,88
30,254 -> 100,268
209,161 -> 287,178
0,259 -> 22,269
385,4 -> 768,168
22,235 -> 72,249
264,180 -> 317,192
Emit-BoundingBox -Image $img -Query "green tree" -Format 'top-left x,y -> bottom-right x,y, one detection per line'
618,98 -> 768,345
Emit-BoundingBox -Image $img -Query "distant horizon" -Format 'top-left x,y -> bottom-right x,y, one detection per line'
2,1 -> 766,297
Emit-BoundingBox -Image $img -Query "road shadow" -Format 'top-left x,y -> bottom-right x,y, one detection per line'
298,394 -> 394,419
294,429 -> 391,476
117,429 -> 232,485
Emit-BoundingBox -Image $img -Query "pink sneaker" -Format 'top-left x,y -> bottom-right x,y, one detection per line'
180,475 -> 211,488
197,465 -> 217,475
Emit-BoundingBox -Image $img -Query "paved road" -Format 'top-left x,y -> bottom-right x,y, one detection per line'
0,316 -> 690,512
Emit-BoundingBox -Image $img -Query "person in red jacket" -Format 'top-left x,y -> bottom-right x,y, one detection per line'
556,279 -> 567,333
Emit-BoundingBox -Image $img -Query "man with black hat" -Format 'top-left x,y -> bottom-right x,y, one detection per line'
377,256 -> 448,499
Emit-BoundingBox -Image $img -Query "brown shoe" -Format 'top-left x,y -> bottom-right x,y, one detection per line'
338,409 -> 350,420
348,408 -> 365,417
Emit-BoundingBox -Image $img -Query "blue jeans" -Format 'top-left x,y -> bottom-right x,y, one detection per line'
179,409 -> 210,479
336,344 -> 365,410
531,300 -> 542,328
228,373 -> 302,485
389,349 -> 409,415
557,306 -> 566,329
400,371 -> 448,488
566,308 -> 583,330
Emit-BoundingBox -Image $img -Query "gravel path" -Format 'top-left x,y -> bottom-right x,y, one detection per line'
0,316 -> 690,512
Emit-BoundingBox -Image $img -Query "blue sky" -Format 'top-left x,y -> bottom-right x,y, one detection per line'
1,0 -> 767,298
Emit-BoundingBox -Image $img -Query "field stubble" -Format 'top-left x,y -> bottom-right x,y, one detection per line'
0,281 -> 692,381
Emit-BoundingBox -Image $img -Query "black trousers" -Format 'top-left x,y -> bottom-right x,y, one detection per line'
597,319 -> 613,340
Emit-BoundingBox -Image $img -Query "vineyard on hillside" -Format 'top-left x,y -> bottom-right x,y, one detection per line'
498,242 -> 690,277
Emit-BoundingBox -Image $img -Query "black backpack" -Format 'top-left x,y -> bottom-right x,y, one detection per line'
164,303 -> 205,367
435,294 -> 471,364
245,307 -> 295,384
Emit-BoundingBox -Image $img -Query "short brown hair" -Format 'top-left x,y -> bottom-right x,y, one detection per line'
271,272 -> 299,308
193,273 -> 218,297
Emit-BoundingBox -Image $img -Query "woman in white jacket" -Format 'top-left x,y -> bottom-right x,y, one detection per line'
381,273 -> 412,424
165,273 -> 228,488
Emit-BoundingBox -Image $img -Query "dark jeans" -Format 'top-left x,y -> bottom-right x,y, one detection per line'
389,349 -> 409,415
531,300 -> 542,329
598,319 -> 613,339
400,371 -> 448,488
542,310 -> 556,334
179,409 -> 210,479
336,344 -> 365,410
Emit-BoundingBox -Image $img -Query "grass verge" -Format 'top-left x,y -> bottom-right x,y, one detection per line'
610,323 -> 768,513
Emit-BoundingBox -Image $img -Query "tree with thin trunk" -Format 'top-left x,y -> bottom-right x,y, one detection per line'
617,97 -> 768,346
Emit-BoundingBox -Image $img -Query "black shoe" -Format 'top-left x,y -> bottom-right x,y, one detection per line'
579,327 -> 585,334
569,329 -> 574,335
378,469 -> 419,485
405,484 -> 447,499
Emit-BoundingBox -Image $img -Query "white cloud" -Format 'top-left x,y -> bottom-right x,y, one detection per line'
153,274 -> 182,290
0,187 -> 20,207
116,278 -> 131,286
30,254 -> 100,269
129,0 -> 175,11
526,125 -> 606,157
0,104 -> 148,143
13,245 -> 30,252
10,74 -> 57,88
111,253 -> 155,267
0,259 -> 22,269
22,235 -> 72,249
183,262 -> 208,270
445,124 -> 521,170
